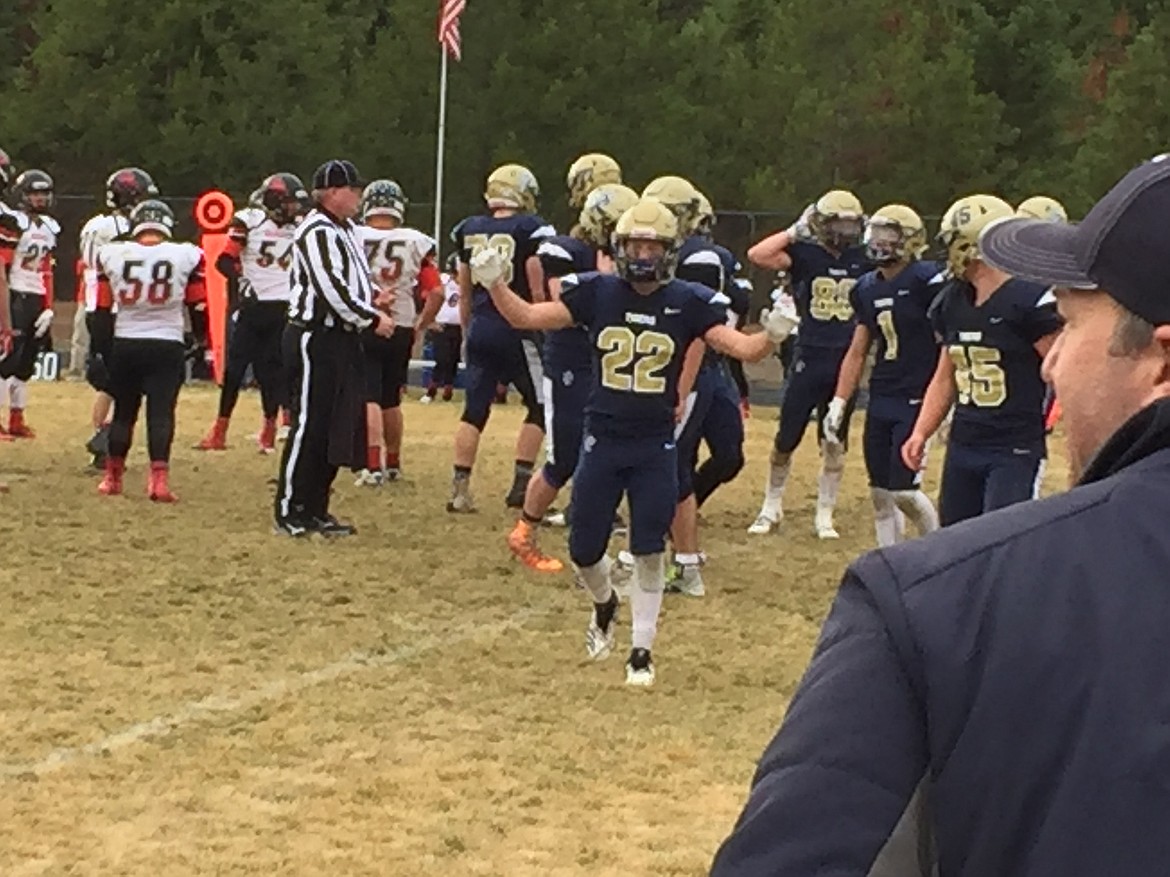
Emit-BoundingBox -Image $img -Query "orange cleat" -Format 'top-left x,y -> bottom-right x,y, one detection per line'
98,457 -> 125,496
507,519 -> 565,573
148,462 -> 178,503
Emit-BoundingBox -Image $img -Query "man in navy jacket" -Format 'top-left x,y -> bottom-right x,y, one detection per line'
711,156 -> 1170,877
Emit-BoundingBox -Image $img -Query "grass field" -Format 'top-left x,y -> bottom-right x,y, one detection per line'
0,381 -> 1071,875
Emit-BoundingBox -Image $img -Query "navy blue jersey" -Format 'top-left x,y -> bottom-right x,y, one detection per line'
538,234 -> 596,372
677,235 -> 739,294
852,260 -> 946,400
931,278 -> 1062,450
788,240 -> 871,350
454,212 -> 555,321
560,272 -> 724,439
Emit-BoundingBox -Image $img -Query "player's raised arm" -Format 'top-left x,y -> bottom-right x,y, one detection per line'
703,306 -> 799,363
473,249 -> 573,331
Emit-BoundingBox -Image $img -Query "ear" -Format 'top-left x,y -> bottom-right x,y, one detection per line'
1152,324 -> 1170,384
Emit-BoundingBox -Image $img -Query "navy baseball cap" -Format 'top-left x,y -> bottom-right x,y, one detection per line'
312,159 -> 363,191
980,154 -> 1170,325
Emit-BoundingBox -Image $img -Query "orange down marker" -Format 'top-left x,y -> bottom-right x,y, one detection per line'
194,190 -> 234,384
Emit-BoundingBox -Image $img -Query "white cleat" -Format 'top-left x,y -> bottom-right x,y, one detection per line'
625,648 -> 655,687
446,480 -> 477,513
748,512 -> 780,535
815,509 -> 839,540
419,394 -> 433,405
585,596 -> 618,662
666,563 -> 706,598
543,508 -> 568,527
354,468 -> 384,487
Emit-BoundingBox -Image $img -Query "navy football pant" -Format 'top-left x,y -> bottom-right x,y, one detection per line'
863,395 -> 922,491
461,317 -> 543,431
939,441 -> 1043,526
569,433 -> 678,567
774,346 -> 854,454
541,365 -> 591,489
677,366 -> 745,503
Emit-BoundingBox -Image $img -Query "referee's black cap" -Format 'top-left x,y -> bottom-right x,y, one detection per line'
312,159 -> 363,191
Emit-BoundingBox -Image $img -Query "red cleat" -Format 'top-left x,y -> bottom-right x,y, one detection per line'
195,416 -> 229,451
258,417 -> 277,454
148,462 -> 178,503
98,457 -> 125,496
8,409 -> 35,438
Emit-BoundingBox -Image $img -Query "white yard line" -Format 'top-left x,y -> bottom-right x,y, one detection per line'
1,607 -> 543,779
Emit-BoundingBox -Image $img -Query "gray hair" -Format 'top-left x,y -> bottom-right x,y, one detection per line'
1108,303 -> 1156,357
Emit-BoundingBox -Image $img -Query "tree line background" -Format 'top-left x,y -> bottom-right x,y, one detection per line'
1,0 -> 1168,247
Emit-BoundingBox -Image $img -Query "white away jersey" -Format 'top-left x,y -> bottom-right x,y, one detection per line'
1,210 -> 59,297
356,225 -> 436,325
436,273 -> 461,325
229,207 -> 296,303
79,212 -> 132,310
98,241 -> 205,343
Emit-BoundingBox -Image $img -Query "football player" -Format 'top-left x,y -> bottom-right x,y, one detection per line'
416,253 -> 463,403
78,167 -> 159,464
448,164 -> 554,512
0,170 -> 59,438
746,189 -> 872,538
823,205 -> 944,547
0,147 -> 15,358
901,195 -> 1063,525
1016,195 -> 1068,223
507,179 -> 638,572
90,200 -> 207,501
565,153 -> 622,210
470,197 -> 796,686
353,179 -> 441,484
196,173 -> 306,453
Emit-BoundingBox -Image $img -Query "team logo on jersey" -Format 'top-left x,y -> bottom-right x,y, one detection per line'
626,312 -> 657,326
583,435 -> 597,453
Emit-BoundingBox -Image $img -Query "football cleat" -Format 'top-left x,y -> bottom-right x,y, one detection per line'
257,418 -> 277,454
98,458 -> 125,496
384,466 -> 402,482
543,507 -> 568,528
447,477 -> 477,513
815,507 -> 840,540
195,418 -> 229,451
585,592 -> 619,661
273,518 -> 311,538
748,512 -> 780,535
7,410 -> 34,438
666,562 -> 706,598
625,648 -> 655,687
419,394 -> 433,405
354,468 -> 384,487
507,520 -> 564,573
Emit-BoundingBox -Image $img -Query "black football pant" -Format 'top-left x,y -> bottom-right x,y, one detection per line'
219,301 -> 287,420
0,291 -> 47,381
275,325 -> 365,524
107,338 -> 186,462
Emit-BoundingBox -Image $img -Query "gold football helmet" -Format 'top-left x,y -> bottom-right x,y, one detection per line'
566,153 -> 622,210
810,189 -> 864,251
936,194 -> 1014,276
695,192 -> 716,236
485,164 -> 540,213
579,183 -> 639,250
864,204 -> 927,265
1016,195 -> 1068,223
641,175 -> 700,234
613,197 -> 681,283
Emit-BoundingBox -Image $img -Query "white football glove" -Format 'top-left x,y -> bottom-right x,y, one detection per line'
823,396 -> 848,447
470,248 -> 507,289
788,203 -> 817,242
33,309 -> 54,339
761,306 -> 799,345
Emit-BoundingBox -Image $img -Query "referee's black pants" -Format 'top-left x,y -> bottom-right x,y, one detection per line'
274,325 -> 366,525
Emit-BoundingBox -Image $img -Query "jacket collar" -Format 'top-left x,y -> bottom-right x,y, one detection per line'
1079,397 -> 1170,484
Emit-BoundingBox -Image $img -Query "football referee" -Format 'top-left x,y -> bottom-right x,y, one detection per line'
275,159 -> 393,537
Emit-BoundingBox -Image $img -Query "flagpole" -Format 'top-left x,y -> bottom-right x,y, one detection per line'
433,47 -> 449,250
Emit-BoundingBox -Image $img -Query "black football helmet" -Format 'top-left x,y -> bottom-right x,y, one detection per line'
360,179 -> 407,222
258,173 -> 309,225
13,169 -> 54,213
0,147 -> 13,191
105,167 -> 158,213
129,199 -> 176,238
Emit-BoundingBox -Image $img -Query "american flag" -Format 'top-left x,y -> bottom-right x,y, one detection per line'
438,0 -> 466,61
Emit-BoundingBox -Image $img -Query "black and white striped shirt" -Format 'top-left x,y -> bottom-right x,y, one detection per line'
288,207 -> 379,330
